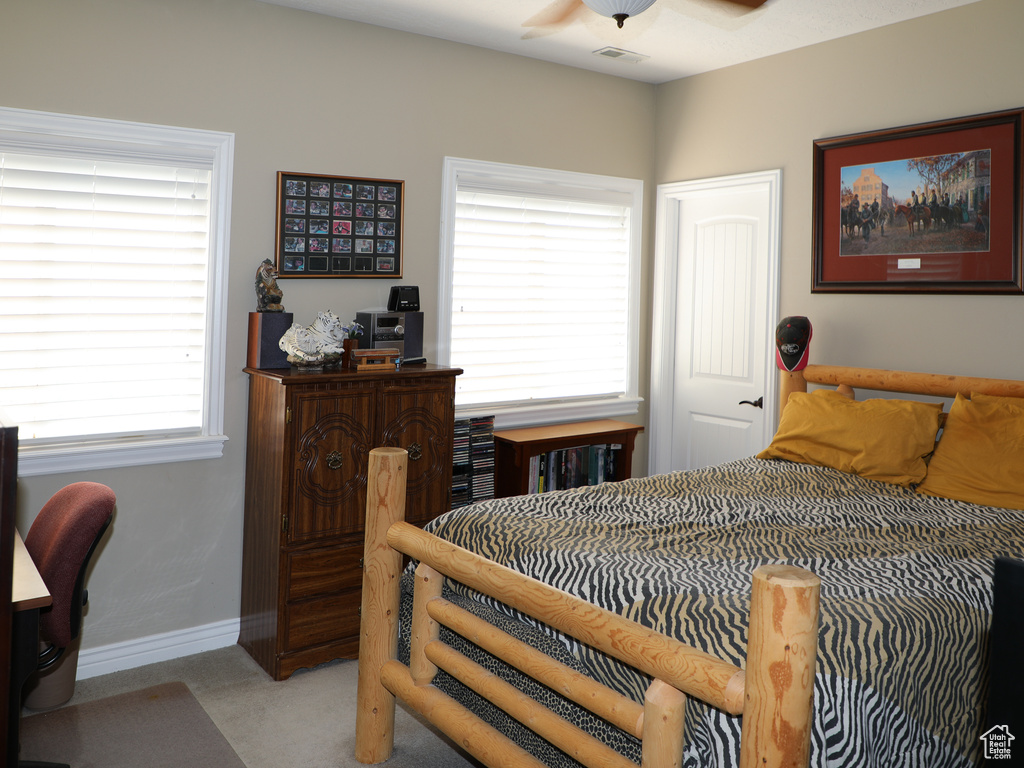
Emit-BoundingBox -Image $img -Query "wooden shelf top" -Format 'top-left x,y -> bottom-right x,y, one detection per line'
244,363 -> 462,383
493,419 -> 644,446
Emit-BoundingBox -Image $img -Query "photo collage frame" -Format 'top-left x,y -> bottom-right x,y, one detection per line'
275,171 -> 404,277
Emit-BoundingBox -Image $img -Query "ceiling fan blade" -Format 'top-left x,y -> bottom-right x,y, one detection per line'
523,0 -> 585,29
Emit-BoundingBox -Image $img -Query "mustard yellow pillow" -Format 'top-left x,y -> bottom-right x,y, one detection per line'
916,393 -> 1024,509
757,389 -> 943,486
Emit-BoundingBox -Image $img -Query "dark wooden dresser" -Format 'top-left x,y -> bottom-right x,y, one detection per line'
238,364 -> 461,680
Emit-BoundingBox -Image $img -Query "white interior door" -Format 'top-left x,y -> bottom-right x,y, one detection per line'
649,171 -> 780,474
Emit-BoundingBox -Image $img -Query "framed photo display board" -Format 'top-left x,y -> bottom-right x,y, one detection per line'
275,171 -> 403,277
812,108 -> 1023,293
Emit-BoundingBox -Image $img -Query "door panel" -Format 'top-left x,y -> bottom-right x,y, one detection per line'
690,219 -> 754,379
686,412 -> 758,471
288,388 -> 374,543
380,378 -> 454,525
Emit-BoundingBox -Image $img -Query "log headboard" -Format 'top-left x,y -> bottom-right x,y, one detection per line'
779,364 -> 1024,414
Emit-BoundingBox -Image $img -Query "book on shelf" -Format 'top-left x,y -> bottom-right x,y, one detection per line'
525,443 -> 621,494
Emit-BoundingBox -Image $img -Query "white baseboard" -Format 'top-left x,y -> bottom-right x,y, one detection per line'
76,618 -> 241,680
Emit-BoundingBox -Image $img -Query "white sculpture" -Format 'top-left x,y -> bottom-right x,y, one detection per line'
279,322 -> 325,366
279,310 -> 356,367
306,310 -> 347,356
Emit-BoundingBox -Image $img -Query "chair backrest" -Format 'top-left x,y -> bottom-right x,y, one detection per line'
24,482 -> 115,649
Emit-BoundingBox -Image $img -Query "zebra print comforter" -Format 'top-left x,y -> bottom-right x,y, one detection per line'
401,457 -> 1024,768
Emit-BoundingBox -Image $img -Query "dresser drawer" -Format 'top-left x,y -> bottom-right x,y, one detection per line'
285,593 -> 361,650
287,544 -> 363,600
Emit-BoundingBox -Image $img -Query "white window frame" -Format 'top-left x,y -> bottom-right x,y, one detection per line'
0,107 -> 233,476
437,157 -> 643,429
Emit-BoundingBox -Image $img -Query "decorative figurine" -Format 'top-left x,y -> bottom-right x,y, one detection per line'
279,322 -> 324,367
306,310 -> 348,367
255,258 -> 284,312
276,311 -> 369,369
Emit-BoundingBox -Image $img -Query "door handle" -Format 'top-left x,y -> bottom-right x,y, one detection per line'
739,396 -> 763,409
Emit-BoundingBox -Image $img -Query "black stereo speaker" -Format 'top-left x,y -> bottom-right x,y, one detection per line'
247,311 -> 293,369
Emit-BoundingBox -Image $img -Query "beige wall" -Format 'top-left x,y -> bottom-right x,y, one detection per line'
5,0 -> 1024,657
1,0 -> 655,652
655,0 -> 1024,380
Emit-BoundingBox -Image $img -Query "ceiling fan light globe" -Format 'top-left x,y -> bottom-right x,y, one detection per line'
581,0 -> 658,26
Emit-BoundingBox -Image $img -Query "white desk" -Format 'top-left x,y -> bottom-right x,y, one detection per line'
8,529 -> 50,766
12,531 -> 49,610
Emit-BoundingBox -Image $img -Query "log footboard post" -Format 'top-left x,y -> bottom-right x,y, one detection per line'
739,565 -> 820,768
410,563 -> 443,685
641,679 -> 686,768
355,447 -> 408,764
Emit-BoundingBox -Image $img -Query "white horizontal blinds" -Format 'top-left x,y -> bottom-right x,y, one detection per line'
452,186 -> 630,408
0,150 -> 212,442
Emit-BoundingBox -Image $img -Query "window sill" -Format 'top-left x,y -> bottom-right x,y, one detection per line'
18,434 -> 228,477
457,396 -> 643,431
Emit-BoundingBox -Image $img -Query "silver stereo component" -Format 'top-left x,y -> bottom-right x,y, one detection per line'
355,310 -> 423,360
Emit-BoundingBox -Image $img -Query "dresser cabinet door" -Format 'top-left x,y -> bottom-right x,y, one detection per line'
380,379 -> 453,525
288,387 -> 374,543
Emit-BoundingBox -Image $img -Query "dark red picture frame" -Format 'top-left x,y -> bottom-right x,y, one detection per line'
812,108 -> 1024,293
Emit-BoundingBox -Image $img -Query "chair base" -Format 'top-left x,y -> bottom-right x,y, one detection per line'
22,639 -> 79,711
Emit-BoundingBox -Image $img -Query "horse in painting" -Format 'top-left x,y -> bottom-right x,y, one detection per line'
894,204 -> 931,237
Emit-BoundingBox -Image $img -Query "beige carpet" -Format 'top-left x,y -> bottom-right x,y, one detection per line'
19,681 -> 247,767
17,645 -> 479,768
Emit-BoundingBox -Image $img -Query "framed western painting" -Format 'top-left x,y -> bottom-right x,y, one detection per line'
275,171 -> 403,278
812,108 -> 1024,293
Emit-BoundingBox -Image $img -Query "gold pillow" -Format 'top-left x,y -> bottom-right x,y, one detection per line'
757,389 -> 943,486
916,392 -> 1024,509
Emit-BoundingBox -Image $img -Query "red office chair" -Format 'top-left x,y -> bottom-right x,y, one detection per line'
25,482 -> 115,670
16,482 -> 114,767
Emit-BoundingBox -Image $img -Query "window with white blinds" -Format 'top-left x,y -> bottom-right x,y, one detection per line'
438,158 -> 642,428
0,107 -> 233,475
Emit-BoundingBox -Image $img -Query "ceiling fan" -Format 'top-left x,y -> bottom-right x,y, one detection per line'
524,0 -> 769,31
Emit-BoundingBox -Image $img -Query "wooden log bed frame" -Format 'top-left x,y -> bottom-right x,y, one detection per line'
355,364 -> 1024,768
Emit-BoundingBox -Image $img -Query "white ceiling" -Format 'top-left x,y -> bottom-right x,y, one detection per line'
256,0 -> 981,84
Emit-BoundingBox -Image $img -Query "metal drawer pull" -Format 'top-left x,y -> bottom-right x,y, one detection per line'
408,442 -> 423,461
325,450 -> 343,470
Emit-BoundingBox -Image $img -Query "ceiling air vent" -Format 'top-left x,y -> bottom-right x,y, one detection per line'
593,46 -> 649,64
